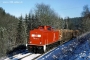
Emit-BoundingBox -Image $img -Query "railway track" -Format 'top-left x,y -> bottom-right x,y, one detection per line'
19,48 -> 56,60
5,53 -> 41,60
18,54 -> 32,60
5,46 -> 57,60
20,54 -> 41,60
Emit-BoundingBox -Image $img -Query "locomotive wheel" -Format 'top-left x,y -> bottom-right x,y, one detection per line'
37,46 -> 43,53
39,45 -> 46,53
33,46 -> 37,53
27,45 -> 32,52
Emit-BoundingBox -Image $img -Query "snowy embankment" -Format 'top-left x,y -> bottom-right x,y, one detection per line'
37,32 -> 90,60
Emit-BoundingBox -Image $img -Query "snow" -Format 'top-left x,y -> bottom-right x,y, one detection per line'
0,56 -> 7,60
22,54 -> 41,60
5,53 -> 31,60
13,53 -> 31,59
37,32 -> 90,60
5,53 -> 41,60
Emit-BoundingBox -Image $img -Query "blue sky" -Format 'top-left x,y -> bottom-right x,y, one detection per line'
0,0 -> 90,18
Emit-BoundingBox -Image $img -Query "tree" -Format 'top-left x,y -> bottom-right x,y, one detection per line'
16,15 -> 23,45
0,7 -> 19,57
31,14 -> 41,29
82,5 -> 90,18
81,5 -> 90,32
25,14 -> 28,24
34,3 -> 62,27
64,17 -> 69,29
0,7 -> 5,16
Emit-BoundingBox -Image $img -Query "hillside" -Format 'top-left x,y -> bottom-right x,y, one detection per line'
0,7 -> 18,28
37,32 -> 90,60
0,7 -> 19,57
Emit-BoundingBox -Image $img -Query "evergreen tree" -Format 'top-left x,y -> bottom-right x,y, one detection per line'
16,15 -> 23,45
25,14 -> 28,24
28,13 -> 32,30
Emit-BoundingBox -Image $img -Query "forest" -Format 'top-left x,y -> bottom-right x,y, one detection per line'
0,3 -> 90,57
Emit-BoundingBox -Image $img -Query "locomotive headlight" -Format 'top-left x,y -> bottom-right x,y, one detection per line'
31,34 -> 35,37
37,34 -> 41,37
31,34 -> 41,37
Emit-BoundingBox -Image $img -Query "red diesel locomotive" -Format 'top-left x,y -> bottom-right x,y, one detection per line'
27,26 -> 59,53
27,26 -> 79,53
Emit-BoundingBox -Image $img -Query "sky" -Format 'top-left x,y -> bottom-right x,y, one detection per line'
0,0 -> 90,18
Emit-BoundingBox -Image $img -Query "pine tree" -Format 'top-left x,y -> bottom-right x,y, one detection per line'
16,15 -> 23,45
25,14 -> 28,24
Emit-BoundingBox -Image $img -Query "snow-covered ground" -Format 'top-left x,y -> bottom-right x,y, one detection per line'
21,54 -> 41,60
5,52 -> 41,60
37,32 -> 90,60
5,53 -> 31,60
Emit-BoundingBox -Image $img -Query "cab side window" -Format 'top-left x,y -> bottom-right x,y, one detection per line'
47,27 -> 51,31
39,26 -> 44,29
